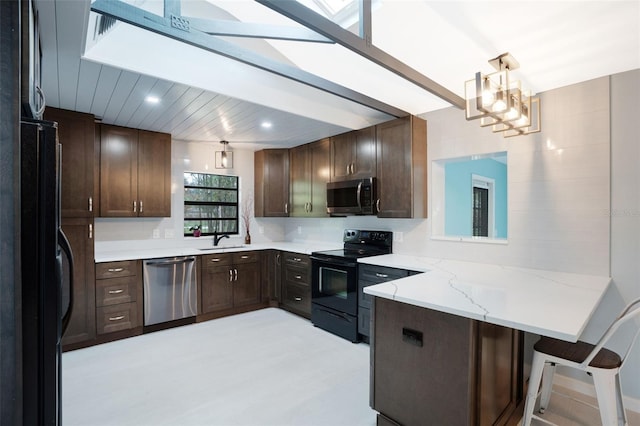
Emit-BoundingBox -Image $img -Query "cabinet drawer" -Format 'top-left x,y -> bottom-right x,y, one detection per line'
202,253 -> 232,267
359,265 -> 408,284
282,282 -> 311,315
284,266 -> 310,287
96,260 -> 137,279
96,276 -> 137,307
96,303 -> 138,334
283,252 -> 309,268
232,251 -> 259,264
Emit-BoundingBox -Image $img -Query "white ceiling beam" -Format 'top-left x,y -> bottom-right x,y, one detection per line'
256,0 -> 465,109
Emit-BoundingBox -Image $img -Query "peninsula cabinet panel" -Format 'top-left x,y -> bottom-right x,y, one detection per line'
44,107 -> 97,218
100,124 -> 171,217
254,149 -> 290,217
371,297 -> 522,426
331,126 -> 376,182
375,116 -> 427,218
61,218 -> 96,349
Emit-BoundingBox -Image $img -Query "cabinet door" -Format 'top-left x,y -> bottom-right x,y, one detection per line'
331,132 -> 356,182
254,149 -> 290,217
376,116 -> 427,218
137,130 -> 171,217
201,265 -> 234,313
100,125 -> 138,217
233,262 -> 261,307
289,144 -> 309,217
61,218 -> 96,348
44,108 -> 96,218
308,138 -> 329,217
352,127 -> 376,179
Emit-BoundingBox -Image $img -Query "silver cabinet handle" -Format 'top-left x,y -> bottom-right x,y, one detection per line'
293,257 -> 302,262
133,201 -> 137,213
295,275 -> 302,280
234,268 -> 238,281
108,289 -> 124,294
139,200 -> 143,213
241,255 -> 249,259
376,199 -> 380,212
346,164 -> 350,175
108,315 -> 125,321
229,269 -> 233,282
375,273 -> 389,278
88,223 -> 93,239
294,297 -> 302,302
88,196 -> 93,212
276,253 -> 281,266
211,258 -> 221,262
108,267 -> 124,273
308,202 -> 312,212
350,163 -> 355,175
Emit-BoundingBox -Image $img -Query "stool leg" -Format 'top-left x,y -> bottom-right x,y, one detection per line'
614,372 -> 627,425
523,351 -> 546,426
592,370 -> 621,426
539,362 -> 556,413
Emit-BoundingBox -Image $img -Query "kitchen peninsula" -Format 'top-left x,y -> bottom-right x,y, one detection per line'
362,254 -> 611,426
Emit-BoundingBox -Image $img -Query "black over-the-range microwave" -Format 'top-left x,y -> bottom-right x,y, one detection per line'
326,177 -> 377,216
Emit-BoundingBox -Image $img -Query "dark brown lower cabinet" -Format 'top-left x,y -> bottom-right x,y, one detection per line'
371,297 -> 522,426
61,218 -> 96,349
199,251 -> 262,320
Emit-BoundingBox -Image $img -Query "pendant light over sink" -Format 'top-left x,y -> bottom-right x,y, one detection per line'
465,53 -> 541,138
215,140 -> 233,169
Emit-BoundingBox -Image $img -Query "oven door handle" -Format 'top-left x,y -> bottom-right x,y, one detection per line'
310,256 -> 357,268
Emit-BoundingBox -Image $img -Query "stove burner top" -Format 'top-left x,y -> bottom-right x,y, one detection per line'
312,229 -> 393,260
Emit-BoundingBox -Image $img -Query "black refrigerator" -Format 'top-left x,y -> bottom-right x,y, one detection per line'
20,118 -> 73,425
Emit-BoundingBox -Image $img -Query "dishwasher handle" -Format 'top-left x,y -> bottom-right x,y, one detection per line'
145,256 -> 196,266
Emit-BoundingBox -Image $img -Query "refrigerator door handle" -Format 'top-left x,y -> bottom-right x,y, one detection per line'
58,228 -> 74,334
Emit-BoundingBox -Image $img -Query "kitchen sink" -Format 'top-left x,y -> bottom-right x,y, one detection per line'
197,245 -> 245,251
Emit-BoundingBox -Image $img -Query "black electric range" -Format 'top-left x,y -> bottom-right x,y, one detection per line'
310,229 -> 392,342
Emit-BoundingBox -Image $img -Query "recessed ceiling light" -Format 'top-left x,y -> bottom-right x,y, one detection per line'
145,95 -> 160,104
261,121 -> 272,129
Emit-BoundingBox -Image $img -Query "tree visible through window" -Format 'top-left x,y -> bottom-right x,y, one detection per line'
184,172 -> 238,236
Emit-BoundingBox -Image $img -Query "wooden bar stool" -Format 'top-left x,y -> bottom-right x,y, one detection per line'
522,297 -> 640,426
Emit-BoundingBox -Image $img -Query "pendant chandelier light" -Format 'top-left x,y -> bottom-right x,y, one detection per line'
465,53 -> 541,138
215,140 -> 233,169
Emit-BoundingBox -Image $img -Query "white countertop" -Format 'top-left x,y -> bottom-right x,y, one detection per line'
361,254 -> 611,342
94,241 -> 340,263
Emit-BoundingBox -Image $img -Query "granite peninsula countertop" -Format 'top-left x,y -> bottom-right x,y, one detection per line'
360,254 -> 611,342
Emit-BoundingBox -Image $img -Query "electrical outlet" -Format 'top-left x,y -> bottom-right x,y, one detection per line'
394,231 -> 404,242
164,229 -> 175,239
297,226 -> 302,235
152,229 -> 160,239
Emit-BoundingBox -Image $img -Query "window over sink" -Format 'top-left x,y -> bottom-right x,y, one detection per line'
183,172 -> 238,236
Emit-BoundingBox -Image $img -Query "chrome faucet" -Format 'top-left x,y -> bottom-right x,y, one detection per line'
212,233 -> 229,246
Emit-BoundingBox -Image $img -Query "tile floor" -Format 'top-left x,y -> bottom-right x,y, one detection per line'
63,308 -> 638,426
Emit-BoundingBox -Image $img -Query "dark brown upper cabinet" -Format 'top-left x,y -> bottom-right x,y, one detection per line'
289,138 -> 330,218
330,126 -> 376,182
376,116 -> 427,218
99,124 -> 171,218
44,107 -> 97,218
254,149 -> 290,217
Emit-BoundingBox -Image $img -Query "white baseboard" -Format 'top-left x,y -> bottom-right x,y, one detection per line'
553,373 -> 640,414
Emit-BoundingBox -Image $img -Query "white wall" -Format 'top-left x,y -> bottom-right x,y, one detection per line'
94,140 -> 285,251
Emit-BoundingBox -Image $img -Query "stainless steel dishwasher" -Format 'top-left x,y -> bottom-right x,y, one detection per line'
143,256 -> 197,326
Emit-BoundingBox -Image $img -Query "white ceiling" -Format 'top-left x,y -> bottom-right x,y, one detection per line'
35,0 -> 640,150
